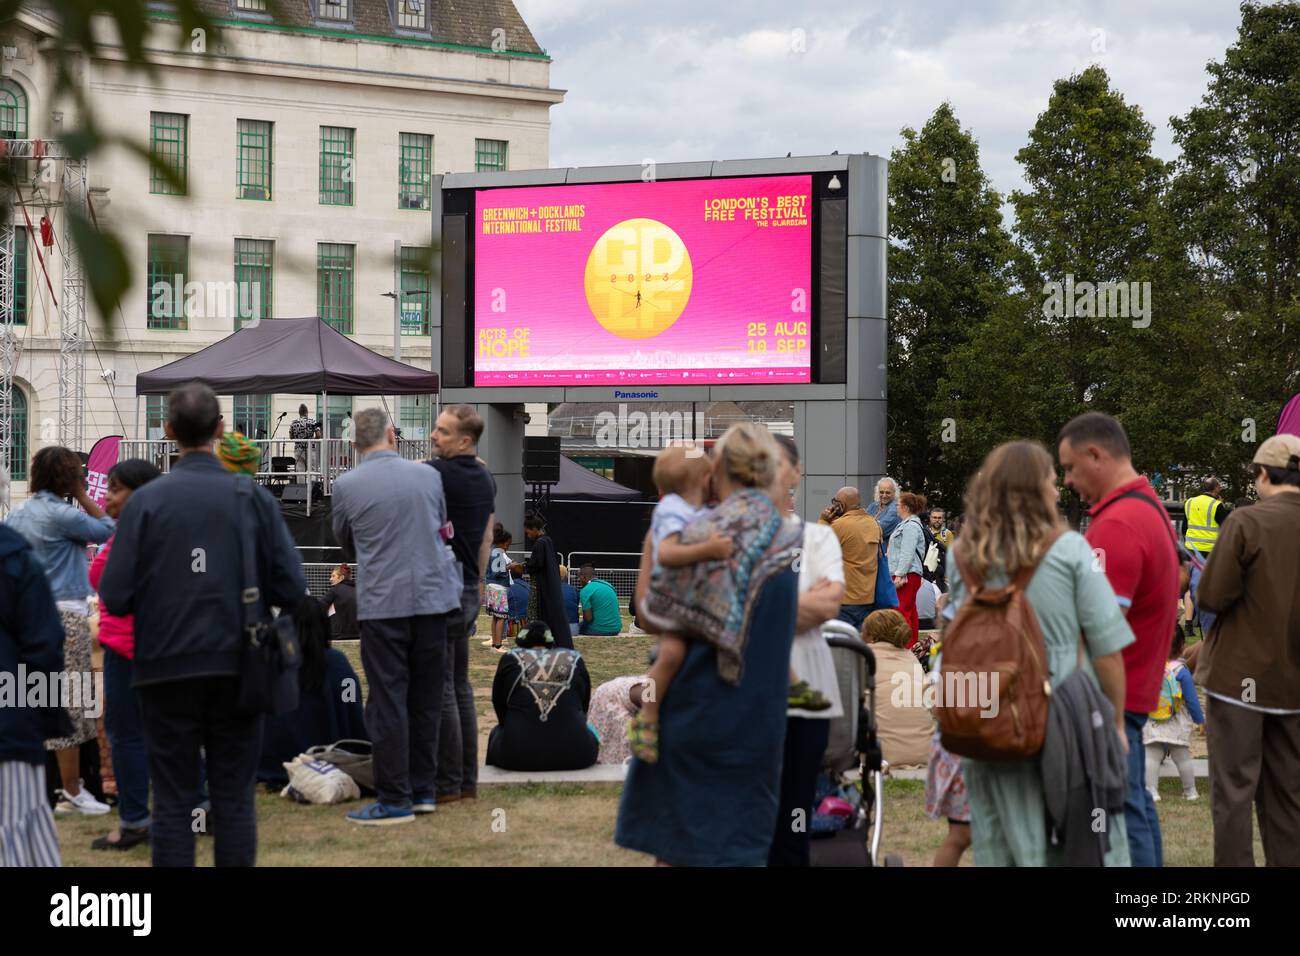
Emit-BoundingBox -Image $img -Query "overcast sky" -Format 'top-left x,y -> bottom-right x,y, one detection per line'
514,0 -> 1246,204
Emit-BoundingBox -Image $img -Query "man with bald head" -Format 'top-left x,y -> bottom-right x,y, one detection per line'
819,485 -> 882,629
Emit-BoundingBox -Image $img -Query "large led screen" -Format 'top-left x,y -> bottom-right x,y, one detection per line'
473,175 -> 813,386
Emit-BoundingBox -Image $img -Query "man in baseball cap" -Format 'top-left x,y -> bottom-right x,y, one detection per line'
1194,432 -> 1300,866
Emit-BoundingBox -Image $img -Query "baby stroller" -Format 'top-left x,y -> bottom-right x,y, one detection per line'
809,620 -> 903,867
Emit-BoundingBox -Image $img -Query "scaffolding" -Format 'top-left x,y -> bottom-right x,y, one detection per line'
1,139 -> 87,514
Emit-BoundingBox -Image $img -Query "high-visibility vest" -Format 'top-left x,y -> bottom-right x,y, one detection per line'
1184,494 -> 1222,553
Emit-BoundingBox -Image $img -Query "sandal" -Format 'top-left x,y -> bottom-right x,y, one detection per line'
91,826 -> 149,851
627,716 -> 660,763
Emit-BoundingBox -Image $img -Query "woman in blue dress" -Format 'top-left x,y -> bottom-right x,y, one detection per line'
615,423 -> 801,866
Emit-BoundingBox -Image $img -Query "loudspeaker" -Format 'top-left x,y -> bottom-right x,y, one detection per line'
523,436 -> 561,485
281,485 -> 310,504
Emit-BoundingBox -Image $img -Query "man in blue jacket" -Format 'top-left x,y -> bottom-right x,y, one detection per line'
99,383 -> 306,867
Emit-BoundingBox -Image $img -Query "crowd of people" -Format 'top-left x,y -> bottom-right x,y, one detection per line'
1,383 -> 1297,867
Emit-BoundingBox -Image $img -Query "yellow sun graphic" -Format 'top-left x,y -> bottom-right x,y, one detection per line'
583,218 -> 693,339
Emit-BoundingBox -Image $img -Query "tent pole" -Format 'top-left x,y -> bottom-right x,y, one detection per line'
320,390 -> 328,508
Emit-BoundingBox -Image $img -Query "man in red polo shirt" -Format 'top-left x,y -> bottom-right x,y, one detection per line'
1059,412 -> 1180,868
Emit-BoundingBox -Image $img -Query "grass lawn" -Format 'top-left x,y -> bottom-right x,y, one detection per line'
57,615 -> 1247,866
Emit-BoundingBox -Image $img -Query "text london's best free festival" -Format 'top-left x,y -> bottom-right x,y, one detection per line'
473,175 -> 813,386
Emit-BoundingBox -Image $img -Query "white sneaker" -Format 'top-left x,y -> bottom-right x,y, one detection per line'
1148,788 -> 1161,803
1183,789 -> 1199,801
55,780 -> 111,816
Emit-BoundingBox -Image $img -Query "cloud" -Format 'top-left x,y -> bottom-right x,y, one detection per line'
515,0 -> 1241,204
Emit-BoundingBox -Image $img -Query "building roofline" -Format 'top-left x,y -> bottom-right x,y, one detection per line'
146,9 -> 552,61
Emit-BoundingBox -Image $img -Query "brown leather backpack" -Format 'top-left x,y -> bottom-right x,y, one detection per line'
934,530 -> 1062,761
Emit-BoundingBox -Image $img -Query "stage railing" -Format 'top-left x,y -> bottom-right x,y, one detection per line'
119,437 -> 435,505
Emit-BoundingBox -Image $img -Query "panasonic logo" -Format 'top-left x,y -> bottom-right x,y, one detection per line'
613,390 -> 659,399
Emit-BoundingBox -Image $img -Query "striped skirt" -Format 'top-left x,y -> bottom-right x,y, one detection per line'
0,761 -> 62,867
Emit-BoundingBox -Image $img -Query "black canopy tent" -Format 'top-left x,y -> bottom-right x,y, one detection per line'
133,316 -> 439,443
525,456 -> 650,560
134,316 -> 439,397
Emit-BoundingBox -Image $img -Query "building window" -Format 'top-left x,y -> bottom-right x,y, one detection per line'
396,0 -> 426,30
398,132 -> 432,210
234,238 -> 273,327
11,225 -> 27,327
319,126 -> 355,206
145,395 -> 168,441
317,0 -> 350,21
149,112 -> 188,195
0,80 -> 27,140
233,394 -> 271,440
236,119 -> 273,201
147,234 -> 189,330
398,395 -> 432,439
233,0 -> 268,10
400,246 -> 431,336
6,385 -> 27,481
475,138 -> 507,172
316,396 -> 353,437
317,242 -> 354,334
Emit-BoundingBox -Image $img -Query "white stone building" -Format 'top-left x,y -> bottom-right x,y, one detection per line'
2,0 -> 559,499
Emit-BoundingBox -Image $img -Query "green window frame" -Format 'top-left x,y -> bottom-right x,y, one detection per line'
11,225 -> 27,327
475,138 -> 507,172
398,395 -> 432,439
233,394 -> 272,439
6,385 -> 27,481
237,119 -> 273,201
145,395 -> 169,440
149,112 -> 188,196
316,396 -> 353,437
317,242 -> 354,334
234,238 -> 273,327
400,246 -> 431,336
147,234 -> 189,330
398,132 -> 432,210
0,80 -> 27,140
319,126 -> 355,205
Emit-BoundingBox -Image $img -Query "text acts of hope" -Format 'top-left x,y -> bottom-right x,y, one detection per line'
479,327 -> 531,357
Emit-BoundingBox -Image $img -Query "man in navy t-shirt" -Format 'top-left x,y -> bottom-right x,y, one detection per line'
429,404 -> 497,802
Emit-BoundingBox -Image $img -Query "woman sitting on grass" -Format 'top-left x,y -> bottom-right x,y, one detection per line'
486,621 -> 599,772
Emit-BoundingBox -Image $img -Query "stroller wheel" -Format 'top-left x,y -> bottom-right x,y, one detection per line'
883,853 -> 905,867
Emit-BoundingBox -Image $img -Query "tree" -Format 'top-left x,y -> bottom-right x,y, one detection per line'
1010,65 -> 1168,414
1165,0 -> 1300,492
886,103 -> 1016,509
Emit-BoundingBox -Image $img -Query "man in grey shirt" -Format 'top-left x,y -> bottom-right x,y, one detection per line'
331,408 -> 460,825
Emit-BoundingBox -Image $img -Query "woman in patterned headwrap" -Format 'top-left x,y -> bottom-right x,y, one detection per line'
485,621 -> 598,772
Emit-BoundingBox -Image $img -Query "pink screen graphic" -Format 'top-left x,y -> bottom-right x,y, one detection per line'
473,175 -> 813,386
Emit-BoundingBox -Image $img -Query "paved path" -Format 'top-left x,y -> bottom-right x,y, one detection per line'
887,758 -> 1210,781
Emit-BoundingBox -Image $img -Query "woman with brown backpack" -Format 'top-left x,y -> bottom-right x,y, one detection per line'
939,441 -> 1134,866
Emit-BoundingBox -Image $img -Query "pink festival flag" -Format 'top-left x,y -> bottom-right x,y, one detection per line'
1278,393 -> 1300,438
85,435 -> 123,508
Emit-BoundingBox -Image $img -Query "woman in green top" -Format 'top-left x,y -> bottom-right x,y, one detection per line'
943,441 -> 1135,866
